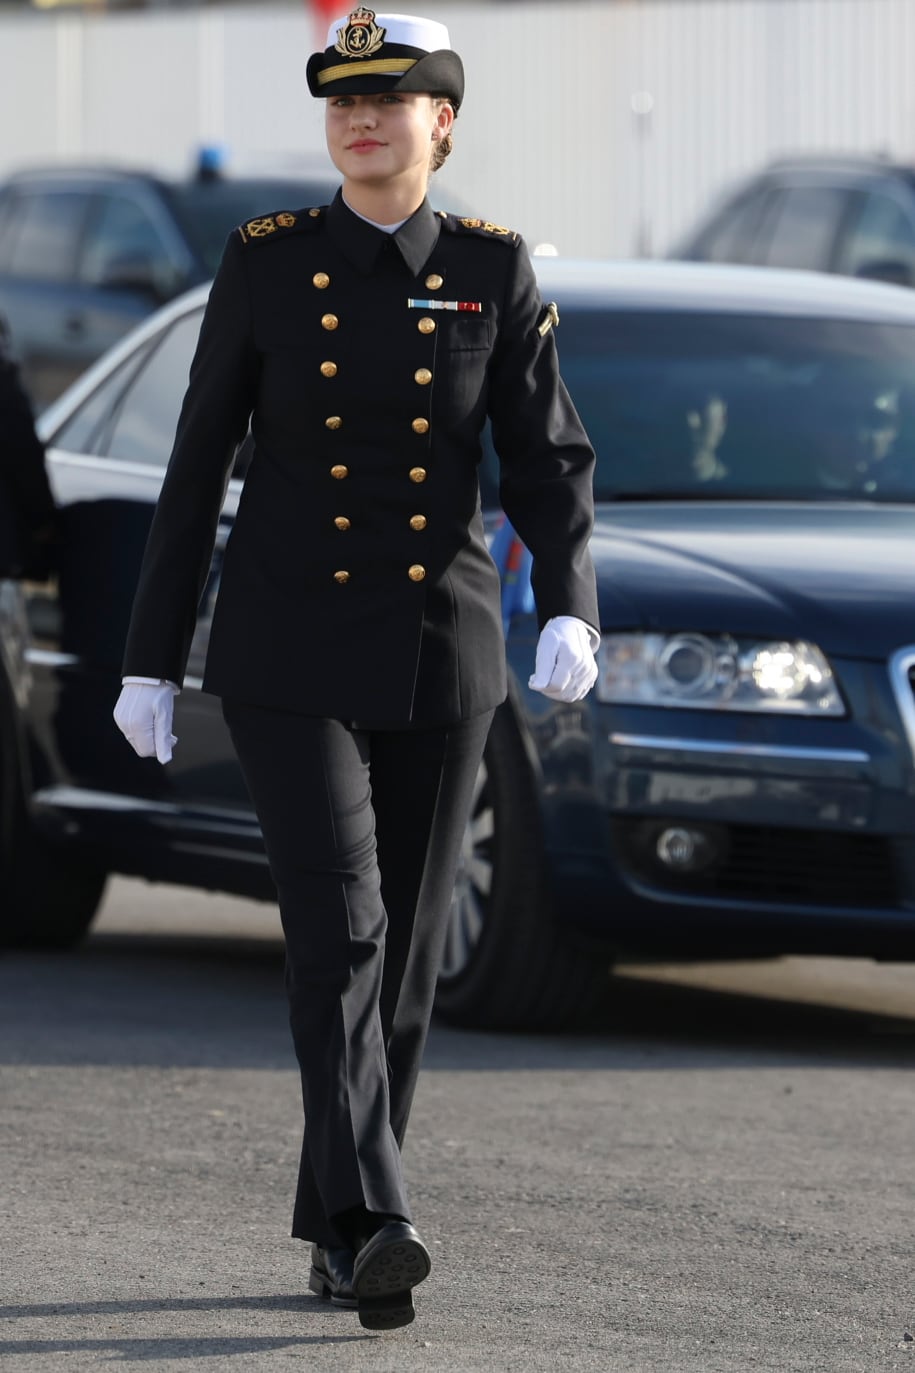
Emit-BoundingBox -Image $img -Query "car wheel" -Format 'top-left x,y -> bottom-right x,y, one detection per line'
434,703 -> 608,1030
0,723 -> 106,949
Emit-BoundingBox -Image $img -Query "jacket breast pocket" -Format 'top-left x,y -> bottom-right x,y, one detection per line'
437,318 -> 493,421
444,316 -> 493,352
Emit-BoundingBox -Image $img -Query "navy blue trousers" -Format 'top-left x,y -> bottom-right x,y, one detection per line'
222,701 -> 494,1249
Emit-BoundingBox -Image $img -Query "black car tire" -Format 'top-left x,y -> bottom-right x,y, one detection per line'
0,702 -> 106,949
434,702 -> 608,1030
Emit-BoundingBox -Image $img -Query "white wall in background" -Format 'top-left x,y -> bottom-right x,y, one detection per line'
1,0 -> 915,258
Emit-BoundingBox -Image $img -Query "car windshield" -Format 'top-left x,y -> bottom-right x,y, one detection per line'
166,178 -> 338,274
557,309 -> 915,503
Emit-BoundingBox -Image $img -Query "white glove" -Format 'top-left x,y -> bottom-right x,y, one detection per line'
528,616 -> 599,703
113,679 -> 179,764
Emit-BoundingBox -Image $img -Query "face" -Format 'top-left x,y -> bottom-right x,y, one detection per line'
325,91 -> 453,193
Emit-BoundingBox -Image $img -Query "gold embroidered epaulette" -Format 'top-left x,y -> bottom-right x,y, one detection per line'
438,210 -> 520,245
237,207 -> 327,244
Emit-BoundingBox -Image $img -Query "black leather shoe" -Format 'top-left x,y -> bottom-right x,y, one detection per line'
351,1221 -> 431,1330
308,1243 -> 358,1308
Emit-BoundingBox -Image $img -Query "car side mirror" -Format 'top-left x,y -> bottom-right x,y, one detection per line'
854,259 -> 915,288
97,253 -> 170,301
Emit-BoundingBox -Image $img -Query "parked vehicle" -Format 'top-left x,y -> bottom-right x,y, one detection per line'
5,258 -> 915,1030
670,154 -> 915,288
0,165 -> 339,408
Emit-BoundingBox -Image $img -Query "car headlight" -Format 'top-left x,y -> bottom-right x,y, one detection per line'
595,632 -> 844,714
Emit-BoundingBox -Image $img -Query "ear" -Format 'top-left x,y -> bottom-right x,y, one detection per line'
433,99 -> 455,140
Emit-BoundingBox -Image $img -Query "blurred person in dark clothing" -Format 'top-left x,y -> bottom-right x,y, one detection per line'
0,317 -> 57,579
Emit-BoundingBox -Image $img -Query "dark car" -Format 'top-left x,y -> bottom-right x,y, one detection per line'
671,154 -> 915,289
0,165 -> 339,408
5,258 -> 915,1031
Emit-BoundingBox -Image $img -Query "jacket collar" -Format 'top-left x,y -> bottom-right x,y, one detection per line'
326,190 -> 441,277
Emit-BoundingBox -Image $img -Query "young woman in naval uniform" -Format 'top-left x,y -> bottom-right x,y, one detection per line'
114,8 -> 599,1331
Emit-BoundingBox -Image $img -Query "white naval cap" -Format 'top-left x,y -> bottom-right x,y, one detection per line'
307,7 -> 464,107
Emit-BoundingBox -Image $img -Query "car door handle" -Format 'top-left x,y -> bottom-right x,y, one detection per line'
62,313 -> 86,337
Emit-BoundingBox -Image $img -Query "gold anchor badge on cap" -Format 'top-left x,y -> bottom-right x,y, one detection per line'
335,7 -> 386,59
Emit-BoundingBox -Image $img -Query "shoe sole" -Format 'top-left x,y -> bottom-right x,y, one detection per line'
357,1291 -> 416,1329
307,1266 -> 358,1309
352,1235 -> 431,1331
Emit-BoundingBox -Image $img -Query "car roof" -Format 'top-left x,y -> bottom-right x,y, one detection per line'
531,258 -> 915,323
1,165 -> 337,193
764,152 -> 915,179
3,165 -> 165,185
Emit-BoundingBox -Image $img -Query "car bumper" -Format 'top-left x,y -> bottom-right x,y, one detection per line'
517,649 -> 915,958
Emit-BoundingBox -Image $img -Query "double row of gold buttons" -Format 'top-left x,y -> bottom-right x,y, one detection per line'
315,268 -> 443,586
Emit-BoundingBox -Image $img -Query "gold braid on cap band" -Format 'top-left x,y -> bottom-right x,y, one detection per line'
316,57 -> 418,86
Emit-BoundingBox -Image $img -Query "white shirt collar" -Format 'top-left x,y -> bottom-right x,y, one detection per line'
343,194 -> 408,235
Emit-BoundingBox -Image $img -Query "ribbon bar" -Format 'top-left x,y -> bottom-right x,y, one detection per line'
407,299 -> 482,311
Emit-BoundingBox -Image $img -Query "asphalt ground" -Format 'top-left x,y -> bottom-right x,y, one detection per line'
1,878 -> 914,1373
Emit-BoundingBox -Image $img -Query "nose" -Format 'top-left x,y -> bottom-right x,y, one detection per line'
350,101 -> 378,128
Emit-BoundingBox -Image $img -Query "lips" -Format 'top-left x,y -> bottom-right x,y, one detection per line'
348,140 -> 385,150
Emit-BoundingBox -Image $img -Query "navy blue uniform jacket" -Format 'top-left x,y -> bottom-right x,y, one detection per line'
123,192 -> 598,725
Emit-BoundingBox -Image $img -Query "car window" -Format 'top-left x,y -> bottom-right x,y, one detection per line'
4,191 -> 90,282
80,194 -> 178,294
49,344 -> 154,455
836,192 -> 915,285
694,188 -> 773,264
759,186 -> 848,270
554,308 -> 915,503
103,309 -> 204,465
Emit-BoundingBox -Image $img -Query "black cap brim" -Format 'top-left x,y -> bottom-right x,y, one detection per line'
307,48 -> 463,108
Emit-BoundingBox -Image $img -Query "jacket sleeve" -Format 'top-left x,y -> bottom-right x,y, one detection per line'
487,242 -> 599,633
122,233 -> 259,683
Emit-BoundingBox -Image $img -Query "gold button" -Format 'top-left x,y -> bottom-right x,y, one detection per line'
418,317 -> 436,334
411,417 -> 430,435
320,361 -> 338,378
325,416 -> 342,430
321,313 -> 339,331
334,570 -> 350,584
309,208 -> 321,218
408,564 -> 426,582
425,272 -> 444,290
410,515 -> 427,531
334,516 -> 351,531
313,272 -> 330,289
409,467 -> 427,483
330,464 -> 348,479
414,368 -> 432,385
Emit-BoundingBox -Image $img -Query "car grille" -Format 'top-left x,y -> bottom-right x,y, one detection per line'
614,819 -> 899,908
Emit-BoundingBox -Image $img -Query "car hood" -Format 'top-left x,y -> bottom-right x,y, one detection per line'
591,502 -> 915,658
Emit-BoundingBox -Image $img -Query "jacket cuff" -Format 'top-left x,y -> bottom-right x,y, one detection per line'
122,676 -> 180,690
